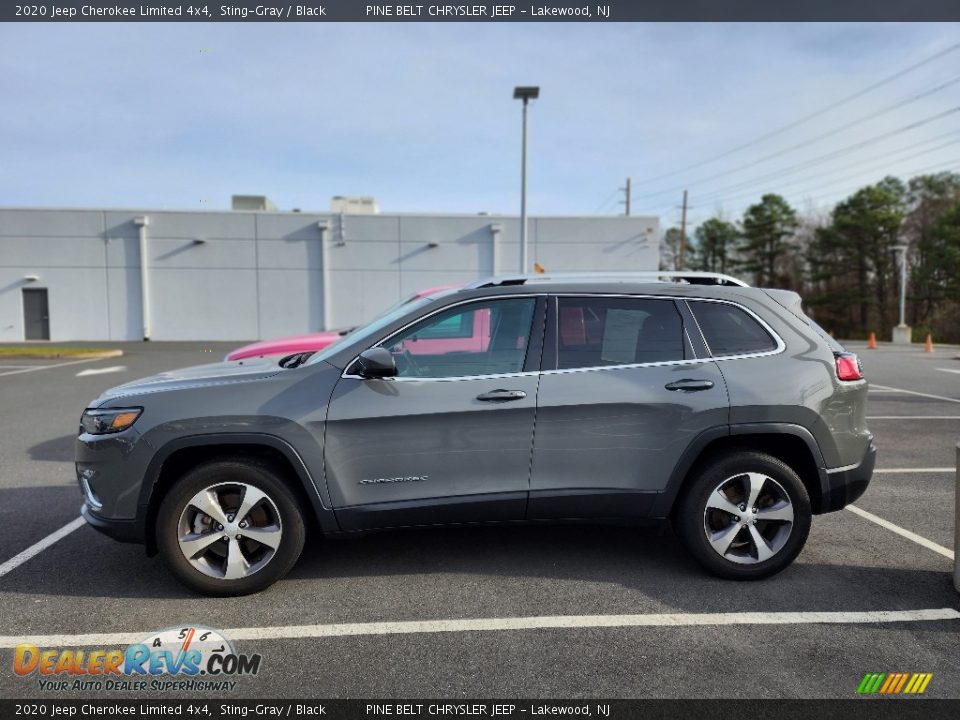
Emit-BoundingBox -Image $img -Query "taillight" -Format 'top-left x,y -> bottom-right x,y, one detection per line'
835,352 -> 864,381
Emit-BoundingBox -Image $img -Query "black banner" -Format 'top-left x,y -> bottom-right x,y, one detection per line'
3,700 -> 960,720
4,0 -> 960,23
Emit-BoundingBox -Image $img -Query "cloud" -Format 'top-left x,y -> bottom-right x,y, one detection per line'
1,22 -> 957,220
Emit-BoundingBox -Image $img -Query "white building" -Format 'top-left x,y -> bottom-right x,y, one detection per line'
0,202 -> 659,342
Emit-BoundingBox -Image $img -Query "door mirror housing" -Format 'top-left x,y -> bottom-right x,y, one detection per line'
355,347 -> 397,378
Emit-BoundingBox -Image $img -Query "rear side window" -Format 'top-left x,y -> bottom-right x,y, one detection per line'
557,297 -> 685,369
688,301 -> 777,357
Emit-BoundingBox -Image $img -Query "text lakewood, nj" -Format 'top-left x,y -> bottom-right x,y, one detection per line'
366,5 -> 611,18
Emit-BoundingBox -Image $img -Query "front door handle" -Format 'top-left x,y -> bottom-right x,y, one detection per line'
665,379 -> 715,392
476,389 -> 527,402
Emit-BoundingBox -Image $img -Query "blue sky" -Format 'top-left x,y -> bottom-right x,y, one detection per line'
1,22 -> 958,227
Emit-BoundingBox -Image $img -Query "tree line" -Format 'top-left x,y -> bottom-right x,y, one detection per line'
661,171 -> 960,342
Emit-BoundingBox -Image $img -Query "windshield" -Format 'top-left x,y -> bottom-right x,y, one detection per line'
304,295 -> 435,366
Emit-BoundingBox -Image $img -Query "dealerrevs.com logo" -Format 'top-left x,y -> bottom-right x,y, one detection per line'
13,626 -> 262,692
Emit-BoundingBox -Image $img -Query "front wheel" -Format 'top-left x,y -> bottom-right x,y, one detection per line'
675,451 -> 811,580
156,460 -> 306,596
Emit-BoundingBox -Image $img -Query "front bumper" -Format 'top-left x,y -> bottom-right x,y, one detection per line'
819,441 -> 876,513
80,502 -> 145,544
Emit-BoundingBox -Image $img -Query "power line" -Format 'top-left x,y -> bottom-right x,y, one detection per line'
806,157 -> 960,205
631,76 -> 960,203
636,105 -> 960,216
696,132 -> 960,208
693,128 -> 960,204
692,157 -> 960,229
630,40 -> 960,189
592,188 -> 620,214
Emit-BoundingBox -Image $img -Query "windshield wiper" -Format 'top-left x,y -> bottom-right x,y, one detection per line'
278,351 -> 316,369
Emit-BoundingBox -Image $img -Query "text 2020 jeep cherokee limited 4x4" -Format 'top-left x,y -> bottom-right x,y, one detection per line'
77,272 -> 875,595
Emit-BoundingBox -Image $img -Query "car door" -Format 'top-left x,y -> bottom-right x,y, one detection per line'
325,295 -> 544,530
528,294 -> 729,519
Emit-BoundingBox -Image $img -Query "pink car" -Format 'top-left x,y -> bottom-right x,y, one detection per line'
226,286 -> 460,362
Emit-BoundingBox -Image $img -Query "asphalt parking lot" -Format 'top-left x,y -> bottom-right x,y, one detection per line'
0,340 -> 958,699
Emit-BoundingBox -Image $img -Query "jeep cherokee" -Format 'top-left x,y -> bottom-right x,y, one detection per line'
76,272 -> 875,595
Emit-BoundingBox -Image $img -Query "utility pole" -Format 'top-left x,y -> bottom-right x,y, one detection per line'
678,189 -> 688,270
891,244 -> 911,344
621,177 -> 631,216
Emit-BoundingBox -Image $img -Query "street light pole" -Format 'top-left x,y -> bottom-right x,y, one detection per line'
513,86 -> 539,273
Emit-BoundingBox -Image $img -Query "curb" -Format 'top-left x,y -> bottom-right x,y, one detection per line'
0,349 -> 124,360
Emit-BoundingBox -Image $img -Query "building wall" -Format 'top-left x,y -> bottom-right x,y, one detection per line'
0,208 -> 659,342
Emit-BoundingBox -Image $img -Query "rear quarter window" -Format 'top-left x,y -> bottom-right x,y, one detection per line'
688,301 -> 778,357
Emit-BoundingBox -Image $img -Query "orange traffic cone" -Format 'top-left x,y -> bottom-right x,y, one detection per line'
867,332 -> 877,349
924,334 -> 934,353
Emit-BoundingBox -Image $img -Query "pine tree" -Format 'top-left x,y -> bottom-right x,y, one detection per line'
693,218 -> 738,274
738,194 -> 799,287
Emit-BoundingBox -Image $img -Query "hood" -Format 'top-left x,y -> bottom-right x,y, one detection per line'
226,331 -> 343,361
93,358 -> 284,405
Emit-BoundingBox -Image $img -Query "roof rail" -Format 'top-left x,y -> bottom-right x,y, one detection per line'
466,271 -> 749,289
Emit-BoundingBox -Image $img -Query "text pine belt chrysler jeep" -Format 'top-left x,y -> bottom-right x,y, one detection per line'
77,272 -> 875,596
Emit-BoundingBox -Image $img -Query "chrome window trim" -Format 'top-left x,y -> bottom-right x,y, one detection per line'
341,370 -> 542,383
540,356 -> 717,377
683,327 -> 699,360
341,292 -> 786,381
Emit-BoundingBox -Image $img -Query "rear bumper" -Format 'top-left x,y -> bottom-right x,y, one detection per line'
819,441 -> 876,513
81,502 -> 144,544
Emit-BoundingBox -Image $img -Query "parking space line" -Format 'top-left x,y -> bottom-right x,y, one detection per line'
76,366 -> 126,377
846,505 -> 954,560
0,517 -> 86,579
1,608 -> 958,648
867,416 -> 960,420
869,384 -> 960,404
936,368 -> 960,375
873,468 -> 953,473
0,358 -> 104,377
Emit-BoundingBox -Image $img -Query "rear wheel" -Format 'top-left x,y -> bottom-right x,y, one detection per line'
156,460 -> 306,596
676,451 -> 811,580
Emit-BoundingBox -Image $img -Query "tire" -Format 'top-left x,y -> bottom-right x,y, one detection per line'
675,451 -> 811,580
156,459 -> 306,596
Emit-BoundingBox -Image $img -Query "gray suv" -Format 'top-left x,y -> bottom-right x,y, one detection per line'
77,273 -> 875,595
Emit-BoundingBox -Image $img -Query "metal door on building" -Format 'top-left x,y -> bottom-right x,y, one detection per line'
22,288 -> 50,340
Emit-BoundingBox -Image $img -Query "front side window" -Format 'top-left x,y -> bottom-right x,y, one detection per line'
382,298 -> 536,378
556,297 -> 685,369
688,300 -> 777,356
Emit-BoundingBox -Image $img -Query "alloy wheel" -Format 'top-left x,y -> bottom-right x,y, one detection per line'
176,482 -> 283,580
702,472 -> 794,565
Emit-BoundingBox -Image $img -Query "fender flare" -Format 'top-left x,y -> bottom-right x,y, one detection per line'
137,432 -> 340,552
651,422 -> 828,517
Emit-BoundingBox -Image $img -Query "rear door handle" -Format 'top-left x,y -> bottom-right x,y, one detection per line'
476,389 -> 527,402
665,379 -> 715,392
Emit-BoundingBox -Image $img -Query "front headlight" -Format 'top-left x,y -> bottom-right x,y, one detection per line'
80,407 -> 143,435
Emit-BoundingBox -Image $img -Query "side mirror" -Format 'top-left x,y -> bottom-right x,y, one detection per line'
355,347 -> 397,378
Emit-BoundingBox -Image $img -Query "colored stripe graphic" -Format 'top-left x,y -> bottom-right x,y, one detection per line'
893,673 -> 909,693
857,672 -> 932,694
879,674 -> 897,693
857,673 -> 886,694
